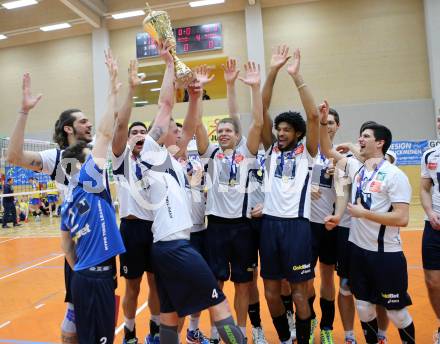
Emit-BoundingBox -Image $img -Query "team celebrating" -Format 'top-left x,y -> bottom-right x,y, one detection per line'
5,39 -> 440,344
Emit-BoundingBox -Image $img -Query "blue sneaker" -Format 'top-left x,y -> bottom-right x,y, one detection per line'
186,328 -> 210,344
144,334 -> 160,344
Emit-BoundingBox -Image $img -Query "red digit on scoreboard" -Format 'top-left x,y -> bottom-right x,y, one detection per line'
208,40 -> 214,49
178,28 -> 183,36
185,27 -> 191,36
183,43 -> 189,52
195,34 -> 201,41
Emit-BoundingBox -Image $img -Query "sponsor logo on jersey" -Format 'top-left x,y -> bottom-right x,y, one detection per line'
292,263 -> 311,271
376,171 -> 387,181
369,181 -> 382,193
428,162 -> 438,170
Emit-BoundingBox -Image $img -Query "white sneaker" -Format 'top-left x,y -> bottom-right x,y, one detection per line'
434,332 -> 440,344
286,311 -> 296,341
35,215 -> 40,222
251,327 -> 268,344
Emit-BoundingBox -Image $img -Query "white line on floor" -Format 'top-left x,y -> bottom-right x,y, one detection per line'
35,303 -> 45,309
0,254 -> 64,281
115,301 -> 149,335
0,321 -> 11,329
0,237 -> 18,244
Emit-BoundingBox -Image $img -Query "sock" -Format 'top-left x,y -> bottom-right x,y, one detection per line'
295,316 -> 312,344
308,295 -> 316,319
281,294 -> 294,314
150,319 -> 160,336
398,322 -> 415,344
319,298 -> 335,330
344,330 -> 355,339
272,312 -> 290,342
124,317 -> 135,332
248,302 -> 262,328
215,316 -> 246,344
189,315 -> 200,332
360,319 -> 378,344
211,325 -> 220,339
159,324 -> 179,344
151,314 -> 160,326
377,328 -> 387,338
239,326 -> 246,337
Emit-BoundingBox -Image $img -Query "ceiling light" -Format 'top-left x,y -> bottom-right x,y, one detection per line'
2,0 -> 37,10
150,88 -> 161,92
40,23 -> 71,32
137,72 -> 146,78
112,10 -> 145,20
132,96 -> 138,99
0,34 -> 7,40
189,0 -> 224,8
134,101 -> 149,105
141,79 -> 158,84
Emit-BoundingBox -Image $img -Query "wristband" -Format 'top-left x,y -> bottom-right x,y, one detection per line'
297,83 -> 307,90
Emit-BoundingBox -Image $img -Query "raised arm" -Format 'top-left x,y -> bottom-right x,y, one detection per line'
222,58 -> 242,135
261,45 -> 291,149
112,60 -> 145,157
92,50 -> 121,168
238,62 -> 263,155
6,73 -> 44,170
149,40 -> 175,143
287,49 -> 319,157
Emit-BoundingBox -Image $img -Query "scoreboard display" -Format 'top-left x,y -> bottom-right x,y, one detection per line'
136,23 -> 222,59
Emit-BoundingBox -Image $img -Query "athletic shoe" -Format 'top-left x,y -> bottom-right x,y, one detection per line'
186,329 -> 210,344
251,326 -> 268,344
123,338 -> 138,344
209,339 -> 220,344
286,311 -> 296,341
309,318 -> 318,344
320,329 -> 334,344
377,335 -> 387,344
145,334 -> 160,344
35,215 -> 40,222
344,338 -> 357,344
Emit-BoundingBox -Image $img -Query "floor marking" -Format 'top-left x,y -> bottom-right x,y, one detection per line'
115,301 -> 149,335
0,238 -> 18,244
0,254 -> 64,281
35,303 -> 45,309
0,321 -> 11,329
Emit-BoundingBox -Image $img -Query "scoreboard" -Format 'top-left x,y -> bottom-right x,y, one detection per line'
136,23 -> 222,59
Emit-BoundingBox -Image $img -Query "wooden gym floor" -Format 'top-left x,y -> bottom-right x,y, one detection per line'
0,206 -> 436,344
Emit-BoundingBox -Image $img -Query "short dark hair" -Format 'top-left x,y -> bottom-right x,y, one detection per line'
328,108 -> 340,126
361,122 -> 392,155
274,111 -> 306,141
7,178 -> 13,183
53,109 -> 82,149
61,140 -> 89,175
217,117 -> 240,133
175,122 -> 183,128
128,121 -> 147,136
359,121 -> 377,135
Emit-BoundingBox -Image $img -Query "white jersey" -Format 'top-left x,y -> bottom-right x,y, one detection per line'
346,157 -> 411,252
245,153 -> 265,218
202,141 -> 255,219
310,150 -> 336,224
111,146 -> 154,221
186,157 -> 206,233
138,135 -> 193,242
421,146 -> 440,218
263,141 -> 314,219
40,148 -> 69,199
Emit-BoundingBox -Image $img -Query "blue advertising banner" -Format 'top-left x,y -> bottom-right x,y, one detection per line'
5,166 -> 51,186
389,140 -> 429,166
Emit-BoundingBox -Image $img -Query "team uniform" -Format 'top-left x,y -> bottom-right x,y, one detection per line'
310,150 -> 338,268
346,157 -> 412,309
261,141 -> 315,283
112,146 -> 154,279
137,135 -> 224,317
29,181 -> 41,206
202,140 -> 257,283
47,180 -> 59,204
60,155 -> 125,344
421,146 -> 440,270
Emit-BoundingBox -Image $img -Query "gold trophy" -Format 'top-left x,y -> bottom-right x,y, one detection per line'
143,3 -> 195,87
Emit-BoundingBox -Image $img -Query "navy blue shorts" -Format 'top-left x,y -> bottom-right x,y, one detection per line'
336,226 -> 351,279
190,230 -> 207,259
119,218 -> 154,278
260,216 -> 314,283
422,221 -> 440,270
47,195 -> 58,203
152,239 -> 225,317
348,242 -> 412,310
64,259 -> 73,303
311,221 -> 338,267
206,216 -> 257,283
72,266 -> 116,344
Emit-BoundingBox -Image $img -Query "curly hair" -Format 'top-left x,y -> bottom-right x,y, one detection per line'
274,111 -> 306,141
53,109 -> 81,149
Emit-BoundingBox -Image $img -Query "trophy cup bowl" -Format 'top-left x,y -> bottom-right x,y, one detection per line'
143,4 -> 195,88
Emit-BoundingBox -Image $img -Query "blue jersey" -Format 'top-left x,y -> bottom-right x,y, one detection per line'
61,155 -> 125,271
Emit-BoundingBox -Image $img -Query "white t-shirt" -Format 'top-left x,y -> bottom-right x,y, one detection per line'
310,150 -> 336,224
245,153 -> 265,219
202,141 -> 255,219
185,157 -> 206,233
39,148 -> 69,198
138,135 -> 193,242
111,146 -> 154,221
421,146 -> 440,218
263,141 -> 314,219
346,157 -> 412,252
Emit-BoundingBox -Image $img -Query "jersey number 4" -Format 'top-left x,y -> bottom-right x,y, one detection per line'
212,288 -> 219,299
